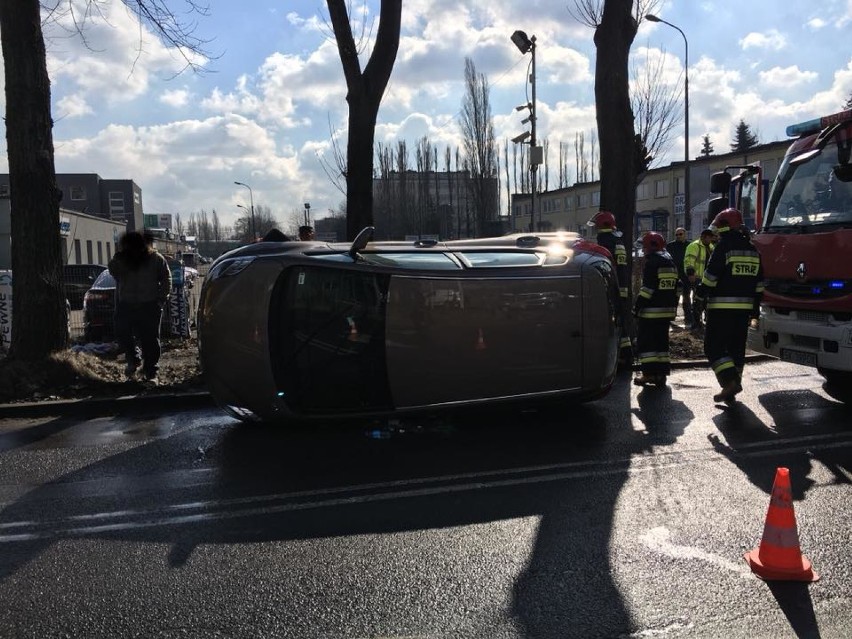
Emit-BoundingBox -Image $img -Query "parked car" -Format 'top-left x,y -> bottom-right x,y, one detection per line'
82,270 -> 116,342
198,230 -> 622,423
63,264 -> 107,310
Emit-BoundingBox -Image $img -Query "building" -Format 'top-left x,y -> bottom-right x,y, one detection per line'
0,200 -> 126,269
511,140 -> 790,240
373,170 -> 500,240
0,173 -> 144,231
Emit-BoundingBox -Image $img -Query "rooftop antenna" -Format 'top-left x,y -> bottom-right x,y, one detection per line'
348,226 -> 375,259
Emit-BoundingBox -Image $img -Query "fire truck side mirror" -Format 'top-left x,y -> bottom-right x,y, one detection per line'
708,197 -> 728,220
709,171 -> 732,194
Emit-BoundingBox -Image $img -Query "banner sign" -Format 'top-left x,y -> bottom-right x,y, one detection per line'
0,270 -> 11,352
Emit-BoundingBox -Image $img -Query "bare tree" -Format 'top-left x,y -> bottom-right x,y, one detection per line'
631,46 -> 681,182
459,57 -> 498,237
326,0 -> 402,240
211,209 -> 221,242
0,0 -> 211,360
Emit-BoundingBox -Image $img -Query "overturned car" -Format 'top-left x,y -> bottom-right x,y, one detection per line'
198,229 -> 621,422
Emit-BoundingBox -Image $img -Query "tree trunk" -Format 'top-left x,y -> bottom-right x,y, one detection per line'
327,0 -> 401,241
594,0 -> 637,286
0,0 -> 68,360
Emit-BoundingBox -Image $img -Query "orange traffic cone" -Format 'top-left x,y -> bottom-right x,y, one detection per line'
475,328 -> 487,351
744,467 -> 819,581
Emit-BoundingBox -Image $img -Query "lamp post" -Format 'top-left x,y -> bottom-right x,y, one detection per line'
234,180 -> 256,240
511,30 -> 541,232
303,202 -> 311,227
646,14 -> 690,235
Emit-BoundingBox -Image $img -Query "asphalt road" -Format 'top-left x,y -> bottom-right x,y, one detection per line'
0,360 -> 850,638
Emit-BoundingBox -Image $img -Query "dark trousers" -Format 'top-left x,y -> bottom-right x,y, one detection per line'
704,310 -> 750,387
678,277 -> 693,324
636,317 -> 671,376
115,300 -> 164,378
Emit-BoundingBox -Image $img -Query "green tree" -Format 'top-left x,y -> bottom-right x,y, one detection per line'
700,134 -> 714,157
326,0 -> 402,241
730,120 -> 759,152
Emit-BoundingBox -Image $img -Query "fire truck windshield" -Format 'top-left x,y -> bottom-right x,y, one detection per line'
766,142 -> 852,231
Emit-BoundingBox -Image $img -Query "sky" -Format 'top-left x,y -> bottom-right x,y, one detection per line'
2,0 -> 852,233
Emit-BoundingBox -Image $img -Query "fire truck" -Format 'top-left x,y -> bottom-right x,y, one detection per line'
709,108 -> 852,397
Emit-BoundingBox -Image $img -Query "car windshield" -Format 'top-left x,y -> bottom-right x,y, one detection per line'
92,270 -> 116,288
766,135 -> 852,231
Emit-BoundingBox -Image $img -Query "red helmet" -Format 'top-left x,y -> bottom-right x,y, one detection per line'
642,232 -> 665,254
587,210 -> 616,230
711,207 -> 743,230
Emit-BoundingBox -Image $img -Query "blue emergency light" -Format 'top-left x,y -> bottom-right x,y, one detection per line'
829,280 -> 845,289
786,109 -> 852,137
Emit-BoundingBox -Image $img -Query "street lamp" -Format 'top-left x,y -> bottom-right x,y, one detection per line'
646,14 -> 690,235
234,180 -> 256,240
510,30 -> 541,232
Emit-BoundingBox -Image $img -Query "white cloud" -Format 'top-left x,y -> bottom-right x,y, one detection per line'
160,88 -> 190,108
759,66 -> 818,88
739,29 -> 787,51
55,93 -> 92,119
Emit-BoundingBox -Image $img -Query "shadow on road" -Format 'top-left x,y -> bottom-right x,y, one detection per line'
0,376 -> 694,637
767,581 -> 822,639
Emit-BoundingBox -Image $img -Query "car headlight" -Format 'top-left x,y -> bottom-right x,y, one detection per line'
208,256 -> 255,280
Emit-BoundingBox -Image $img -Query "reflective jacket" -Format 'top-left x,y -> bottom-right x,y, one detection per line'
633,250 -> 680,319
700,228 -> 764,312
596,229 -> 628,300
684,239 -> 714,279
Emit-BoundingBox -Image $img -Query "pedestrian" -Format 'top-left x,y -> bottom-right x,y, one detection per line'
666,227 -> 692,328
633,232 -> 680,387
108,230 -> 172,384
298,225 -> 315,241
684,228 -> 716,332
696,208 -> 764,403
587,210 -> 632,367
261,228 -> 290,242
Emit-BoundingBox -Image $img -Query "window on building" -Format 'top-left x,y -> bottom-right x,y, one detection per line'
0,183 -> 9,198
637,183 -> 651,200
106,243 -> 112,261
74,239 -> 82,264
655,180 -> 669,198
591,191 -> 600,206
676,176 -> 685,195
97,241 -> 103,264
86,240 -> 93,264
109,191 -> 125,219
564,196 -> 571,211
70,186 -> 86,201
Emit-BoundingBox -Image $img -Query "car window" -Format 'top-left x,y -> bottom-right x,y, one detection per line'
455,251 -> 543,267
92,270 -> 116,288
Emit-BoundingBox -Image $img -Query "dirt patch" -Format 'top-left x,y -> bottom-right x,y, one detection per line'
0,338 -> 204,403
668,325 -> 706,361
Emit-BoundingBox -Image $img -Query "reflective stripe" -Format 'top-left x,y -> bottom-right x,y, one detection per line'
701,273 -> 718,286
726,250 -> 760,262
620,288 -> 628,298
657,266 -> 678,275
638,352 -> 670,364
619,337 -> 632,348
638,309 -> 676,319
639,287 -> 653,299
707,295 -> 754,310
760,522 -> 801,548
711,357 -> 735,375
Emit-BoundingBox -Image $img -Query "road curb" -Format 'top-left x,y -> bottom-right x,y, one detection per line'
632,353 -> 773,371
0,391 -> 215,419
0,355 -> 778,419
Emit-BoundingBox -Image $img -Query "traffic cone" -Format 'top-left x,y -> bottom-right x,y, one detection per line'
744,467 -> 819,581
475,328 -> 486,351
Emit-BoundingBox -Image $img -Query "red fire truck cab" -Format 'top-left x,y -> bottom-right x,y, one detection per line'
709,109 -> 852,397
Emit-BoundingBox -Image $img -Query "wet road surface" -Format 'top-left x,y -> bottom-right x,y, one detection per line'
0,360 -> 850,638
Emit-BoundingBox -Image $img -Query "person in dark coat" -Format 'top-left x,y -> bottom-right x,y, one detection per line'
633,232 -> 680,387
666,227 -> 692,328
108,231 -> 172,383
261,228 -> 290,242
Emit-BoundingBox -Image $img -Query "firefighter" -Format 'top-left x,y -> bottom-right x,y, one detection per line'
684,228 -> 716,332
697,208 -> 764,403
632,232 -> 680,387
587,210 -> 633,366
